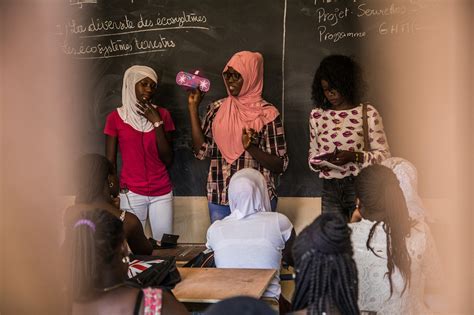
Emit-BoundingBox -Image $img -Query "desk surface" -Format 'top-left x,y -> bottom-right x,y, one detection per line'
172,267 -> 277,303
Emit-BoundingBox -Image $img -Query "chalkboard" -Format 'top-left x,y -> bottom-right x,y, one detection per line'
58,0 -> 441,197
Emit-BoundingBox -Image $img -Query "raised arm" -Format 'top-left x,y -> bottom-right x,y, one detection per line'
135,103 -> 174,166
187,89 -> 206,153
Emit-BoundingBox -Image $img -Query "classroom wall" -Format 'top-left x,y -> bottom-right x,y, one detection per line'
2,1 -> 471,314
57,195 -> 448,243
56,196 -> 321,243
171,197 -> 321,243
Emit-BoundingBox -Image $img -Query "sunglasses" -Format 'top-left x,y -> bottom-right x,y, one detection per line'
223,71 -> 242,81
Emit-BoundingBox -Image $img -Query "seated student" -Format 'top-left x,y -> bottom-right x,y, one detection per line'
350,165 -> 442,314
381,157 -> 432,222
65,208 -> 187,315
291,213 -> 360,315
65,154 -> 152,255
206,168 -> 295,310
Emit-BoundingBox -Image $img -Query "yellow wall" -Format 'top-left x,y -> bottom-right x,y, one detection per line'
59,195 -> 447,243
57,196 -> 321,243
171,197 -> 322,243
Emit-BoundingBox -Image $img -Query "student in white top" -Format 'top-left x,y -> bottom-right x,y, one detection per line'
206,168 -> 295,311
381,157 -> 432,223
349,165 -> 442,314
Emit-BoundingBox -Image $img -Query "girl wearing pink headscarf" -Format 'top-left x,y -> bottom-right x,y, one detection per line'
187,51 -> 289,222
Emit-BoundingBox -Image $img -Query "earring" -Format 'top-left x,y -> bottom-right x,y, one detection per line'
122,256 -> 130,264
109,182 -> 114,188
354,203 -> 360,212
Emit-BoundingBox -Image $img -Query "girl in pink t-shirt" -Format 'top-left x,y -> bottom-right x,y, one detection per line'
104,65 -> 175,240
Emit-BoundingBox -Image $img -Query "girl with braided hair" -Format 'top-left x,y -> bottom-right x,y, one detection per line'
291,213 -> 359,315
65,208 -> 187,315
350,164 -> 442,314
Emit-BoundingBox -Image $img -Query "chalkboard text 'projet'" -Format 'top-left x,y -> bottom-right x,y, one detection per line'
316,7 -> 350,26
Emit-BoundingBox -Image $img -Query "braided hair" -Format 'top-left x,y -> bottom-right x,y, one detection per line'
68,208 -> 124,302
292,213 -> 359,315
74,154 -> 114,204
355,164 -> 413,296
312,55 -> 367,110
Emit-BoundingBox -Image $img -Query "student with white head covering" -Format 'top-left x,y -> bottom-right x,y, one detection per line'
206,168 -> 295,312
226,167 -> 272,220
104,65 -> 175,240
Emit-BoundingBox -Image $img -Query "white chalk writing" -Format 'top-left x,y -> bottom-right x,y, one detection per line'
316,7 -> 350,26
311,1 -> 434,42
318,25 -> 366,42
69,0 -> 97,9
379,21 -> 420,35
357,3 -> 407,17
59,11 -> 209,59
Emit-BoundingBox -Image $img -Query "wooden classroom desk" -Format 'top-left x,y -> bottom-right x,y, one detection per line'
172,267 -> 277,304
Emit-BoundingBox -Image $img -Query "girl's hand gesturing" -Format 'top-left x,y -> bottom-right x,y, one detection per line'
242,128 -> 258,150
136,102 -> 162,125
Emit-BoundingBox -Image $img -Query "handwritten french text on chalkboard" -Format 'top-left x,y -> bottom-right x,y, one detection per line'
59,12 -> 209,59
308,0 -> 433,42
59,0 -> 440,197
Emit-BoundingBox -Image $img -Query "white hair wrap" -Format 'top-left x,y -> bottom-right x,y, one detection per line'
118,65 -> 158,132
226,168 -> 271,220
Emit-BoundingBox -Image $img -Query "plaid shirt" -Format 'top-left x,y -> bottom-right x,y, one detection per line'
195,99 -> 289,205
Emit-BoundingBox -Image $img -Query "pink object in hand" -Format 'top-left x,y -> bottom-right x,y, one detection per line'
175,70 -> 211,92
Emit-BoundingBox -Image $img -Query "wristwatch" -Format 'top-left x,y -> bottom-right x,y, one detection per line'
153,120 -> 164,128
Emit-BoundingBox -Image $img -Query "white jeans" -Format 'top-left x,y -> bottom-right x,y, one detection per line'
119,190 -> 173,240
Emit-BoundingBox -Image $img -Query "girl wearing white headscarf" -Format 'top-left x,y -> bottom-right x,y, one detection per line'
104,65 -> 175,240
206,168 -> 295,307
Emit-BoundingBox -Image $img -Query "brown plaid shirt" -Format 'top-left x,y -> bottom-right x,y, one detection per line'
195,99 -> 289,205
